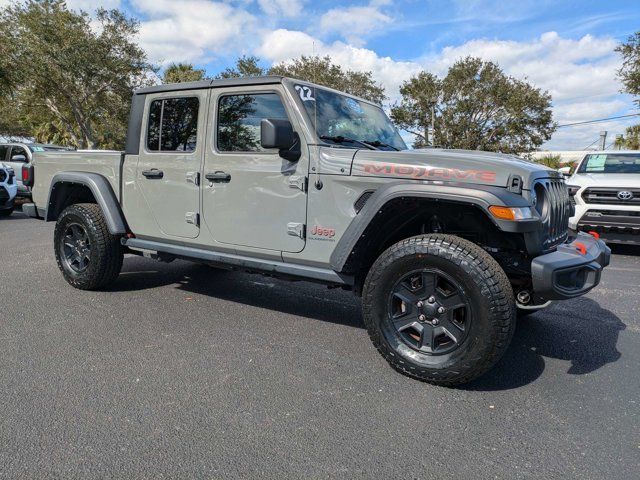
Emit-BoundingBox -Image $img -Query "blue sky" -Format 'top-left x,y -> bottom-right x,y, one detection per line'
17,0 -> 640,149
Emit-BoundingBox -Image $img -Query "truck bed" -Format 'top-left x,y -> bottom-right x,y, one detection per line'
31,150 -> 123,208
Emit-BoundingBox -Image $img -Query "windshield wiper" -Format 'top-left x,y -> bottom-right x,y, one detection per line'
319,135 -> 376,150
363,140 -> 399,151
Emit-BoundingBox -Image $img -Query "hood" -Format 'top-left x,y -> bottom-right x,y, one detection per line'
567,172 -> 640,188
351,148 -> 559,189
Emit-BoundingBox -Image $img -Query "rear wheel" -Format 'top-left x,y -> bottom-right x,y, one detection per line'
54,203 -> 123,290
362,234 -> 515,386
0,207 -> 13,217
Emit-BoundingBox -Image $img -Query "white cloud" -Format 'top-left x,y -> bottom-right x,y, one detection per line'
66,0 -> 122,11
257,29 -> 421,100
429,32 -> 619,104
257,0 -> 304,18
258,29 -> 631,149
319,2 -> 392,47
131,0 -> 255,65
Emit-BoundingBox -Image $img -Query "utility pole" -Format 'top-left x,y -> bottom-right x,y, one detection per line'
431,104 -> 436,147
598,130 -> 607,150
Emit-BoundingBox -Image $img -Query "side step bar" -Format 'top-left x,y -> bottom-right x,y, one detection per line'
123,238 -> 353,286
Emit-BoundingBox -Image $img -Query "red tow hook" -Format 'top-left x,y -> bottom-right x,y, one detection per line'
588,230 -> 600,239
574,242 -> 587,255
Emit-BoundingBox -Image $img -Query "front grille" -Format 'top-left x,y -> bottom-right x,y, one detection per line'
534,178 -> 571,250
583,187 -> 640,206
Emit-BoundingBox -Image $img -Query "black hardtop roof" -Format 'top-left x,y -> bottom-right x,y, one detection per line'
135,75 -> 287,95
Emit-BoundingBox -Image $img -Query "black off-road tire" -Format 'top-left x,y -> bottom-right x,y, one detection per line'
54,203 -> 123,290
362,234 -> 516,386
0,207 -> 13,217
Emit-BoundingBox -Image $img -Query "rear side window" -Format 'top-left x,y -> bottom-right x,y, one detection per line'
10,146 -> 28,161
146,97 -> 199,152
217,93 -> 288,152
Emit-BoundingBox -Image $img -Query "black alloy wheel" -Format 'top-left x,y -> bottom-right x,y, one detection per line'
389,269 -> 471,355
60,223 -> 92,273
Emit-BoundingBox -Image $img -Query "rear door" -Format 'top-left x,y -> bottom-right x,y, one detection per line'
202,86 -> 308,253
135,91 -> 207,239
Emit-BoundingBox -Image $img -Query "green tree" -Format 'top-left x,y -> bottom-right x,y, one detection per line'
0,0 -> 155,149
269,55 -> 385,104
536,154 -> 563,169
216,56 -> 266,79
615,124 -> 640,150
391,57 -> 555,153
219,55 -> 386,104
616,32 -> 640,104
162,63 -> 206,84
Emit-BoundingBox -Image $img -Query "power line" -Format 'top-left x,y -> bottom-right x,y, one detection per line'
557,113 -> 640,128
582,138 -> 600,150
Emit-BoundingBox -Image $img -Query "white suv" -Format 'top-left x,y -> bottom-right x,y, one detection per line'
0,163 -> 18,217
567,151 -> 640,245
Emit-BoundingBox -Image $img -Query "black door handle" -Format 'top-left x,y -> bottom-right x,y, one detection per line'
142,169 -> 164,179
205,171 -> 231,183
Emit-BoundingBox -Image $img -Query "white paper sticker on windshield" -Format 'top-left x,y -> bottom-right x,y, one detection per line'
295,85 -> 315,102
586,154 -> 606,171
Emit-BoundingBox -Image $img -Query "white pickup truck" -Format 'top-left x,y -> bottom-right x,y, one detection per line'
566,150 -> 640,245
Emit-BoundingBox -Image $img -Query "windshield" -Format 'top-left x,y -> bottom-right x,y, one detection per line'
293,84 -> 407,151
578,153 -> 640,174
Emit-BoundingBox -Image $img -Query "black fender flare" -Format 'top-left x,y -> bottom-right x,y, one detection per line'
330,181 -> 542,272
45,172 -> 127,235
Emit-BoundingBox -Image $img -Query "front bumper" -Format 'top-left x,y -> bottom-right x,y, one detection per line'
0,185 -> 17,209
531,232 -> 610,300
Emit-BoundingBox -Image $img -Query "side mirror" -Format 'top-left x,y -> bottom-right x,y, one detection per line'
558,166 -> 571,177
11,154 -> 27,163
261,118 -> 300,162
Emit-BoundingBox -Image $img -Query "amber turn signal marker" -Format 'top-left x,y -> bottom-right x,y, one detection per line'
488,205 -> 516,221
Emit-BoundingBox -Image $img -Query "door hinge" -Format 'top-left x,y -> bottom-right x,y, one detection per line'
186,171 -> 200,186
288,175 -> 307,192
287,222 -> 305,239
185,212 -> 199,226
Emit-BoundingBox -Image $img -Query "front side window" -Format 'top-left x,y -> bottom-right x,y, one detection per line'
0,145 -> 8,161
217,93 -> 288,152
10,146 -> 28,161
147,97 -> 199,152
578,153 -> 640,174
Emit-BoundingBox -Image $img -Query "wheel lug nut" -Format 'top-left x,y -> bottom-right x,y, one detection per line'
418,314 -> 426,322
416,301 -> 424,308
431,318 -> 439,326
437,307 -> 445,314
427,296 -> 436,304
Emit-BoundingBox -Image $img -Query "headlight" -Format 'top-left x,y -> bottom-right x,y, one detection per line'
488,206 -> 534,221
566,184 -> 580,196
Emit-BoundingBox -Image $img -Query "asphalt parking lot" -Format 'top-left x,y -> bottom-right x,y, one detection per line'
1,210 -> 639,479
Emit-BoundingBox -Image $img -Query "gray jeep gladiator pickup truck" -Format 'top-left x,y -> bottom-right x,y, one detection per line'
22,76 -> 610,385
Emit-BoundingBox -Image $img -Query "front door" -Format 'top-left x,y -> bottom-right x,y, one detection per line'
135,91 -> 207,239
202,87 -> 307,253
